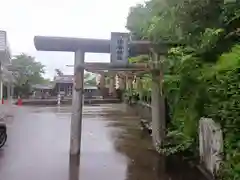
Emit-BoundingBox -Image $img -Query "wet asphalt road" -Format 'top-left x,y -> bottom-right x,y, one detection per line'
0,104 -> 208,180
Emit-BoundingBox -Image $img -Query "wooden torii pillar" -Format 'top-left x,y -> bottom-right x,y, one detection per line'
126,74 -> 134,91
108,73 -> 116,96
115,72 -> 127,90
34,36 -> 110,157
100,73 -> 106,89
129,41 -> 170,148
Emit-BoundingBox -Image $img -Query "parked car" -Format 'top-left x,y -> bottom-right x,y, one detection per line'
0,120 -> 7,148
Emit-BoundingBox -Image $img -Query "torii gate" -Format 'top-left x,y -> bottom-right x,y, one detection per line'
34,32 -> 168,157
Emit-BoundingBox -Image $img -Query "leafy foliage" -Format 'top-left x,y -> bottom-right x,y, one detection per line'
202,45 -> 240,179
12,53 -> 46,96
55,68 -> 64,76
126,0 -> 240,179
84,72 -> 97,86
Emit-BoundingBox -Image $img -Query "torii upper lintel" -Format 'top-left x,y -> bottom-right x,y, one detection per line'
34,36 -> 111,53
34,36 -> 166,55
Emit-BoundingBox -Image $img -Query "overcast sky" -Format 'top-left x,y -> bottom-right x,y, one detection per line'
0,0 -> 143,79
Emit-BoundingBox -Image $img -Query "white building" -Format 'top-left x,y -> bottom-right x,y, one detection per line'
0,30 -> 14,101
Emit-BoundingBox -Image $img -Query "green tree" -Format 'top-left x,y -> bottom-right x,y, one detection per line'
126,0 -> 240,179
84,72 -> 96,86
12,53 -> 46,96
55,68 -> 64,76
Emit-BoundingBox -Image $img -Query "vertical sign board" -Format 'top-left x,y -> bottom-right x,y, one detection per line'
110,32 -> 129,65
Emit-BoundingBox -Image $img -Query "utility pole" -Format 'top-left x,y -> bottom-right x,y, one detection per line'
69,50 -> 85,156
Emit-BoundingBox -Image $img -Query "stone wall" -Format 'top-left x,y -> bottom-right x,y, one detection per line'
199,117 -> 223,177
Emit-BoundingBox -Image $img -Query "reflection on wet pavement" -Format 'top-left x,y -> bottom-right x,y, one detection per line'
0,105 -> 208,180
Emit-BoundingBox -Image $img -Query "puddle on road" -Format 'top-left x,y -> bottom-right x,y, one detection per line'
0,105 -> 208,180
97,107 -> 208,180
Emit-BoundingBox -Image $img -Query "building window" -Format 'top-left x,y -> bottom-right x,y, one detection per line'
68,86 -> 72,95
60,86 -> 64,91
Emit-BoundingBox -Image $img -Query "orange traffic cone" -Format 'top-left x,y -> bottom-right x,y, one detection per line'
17,96 -> 22,106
